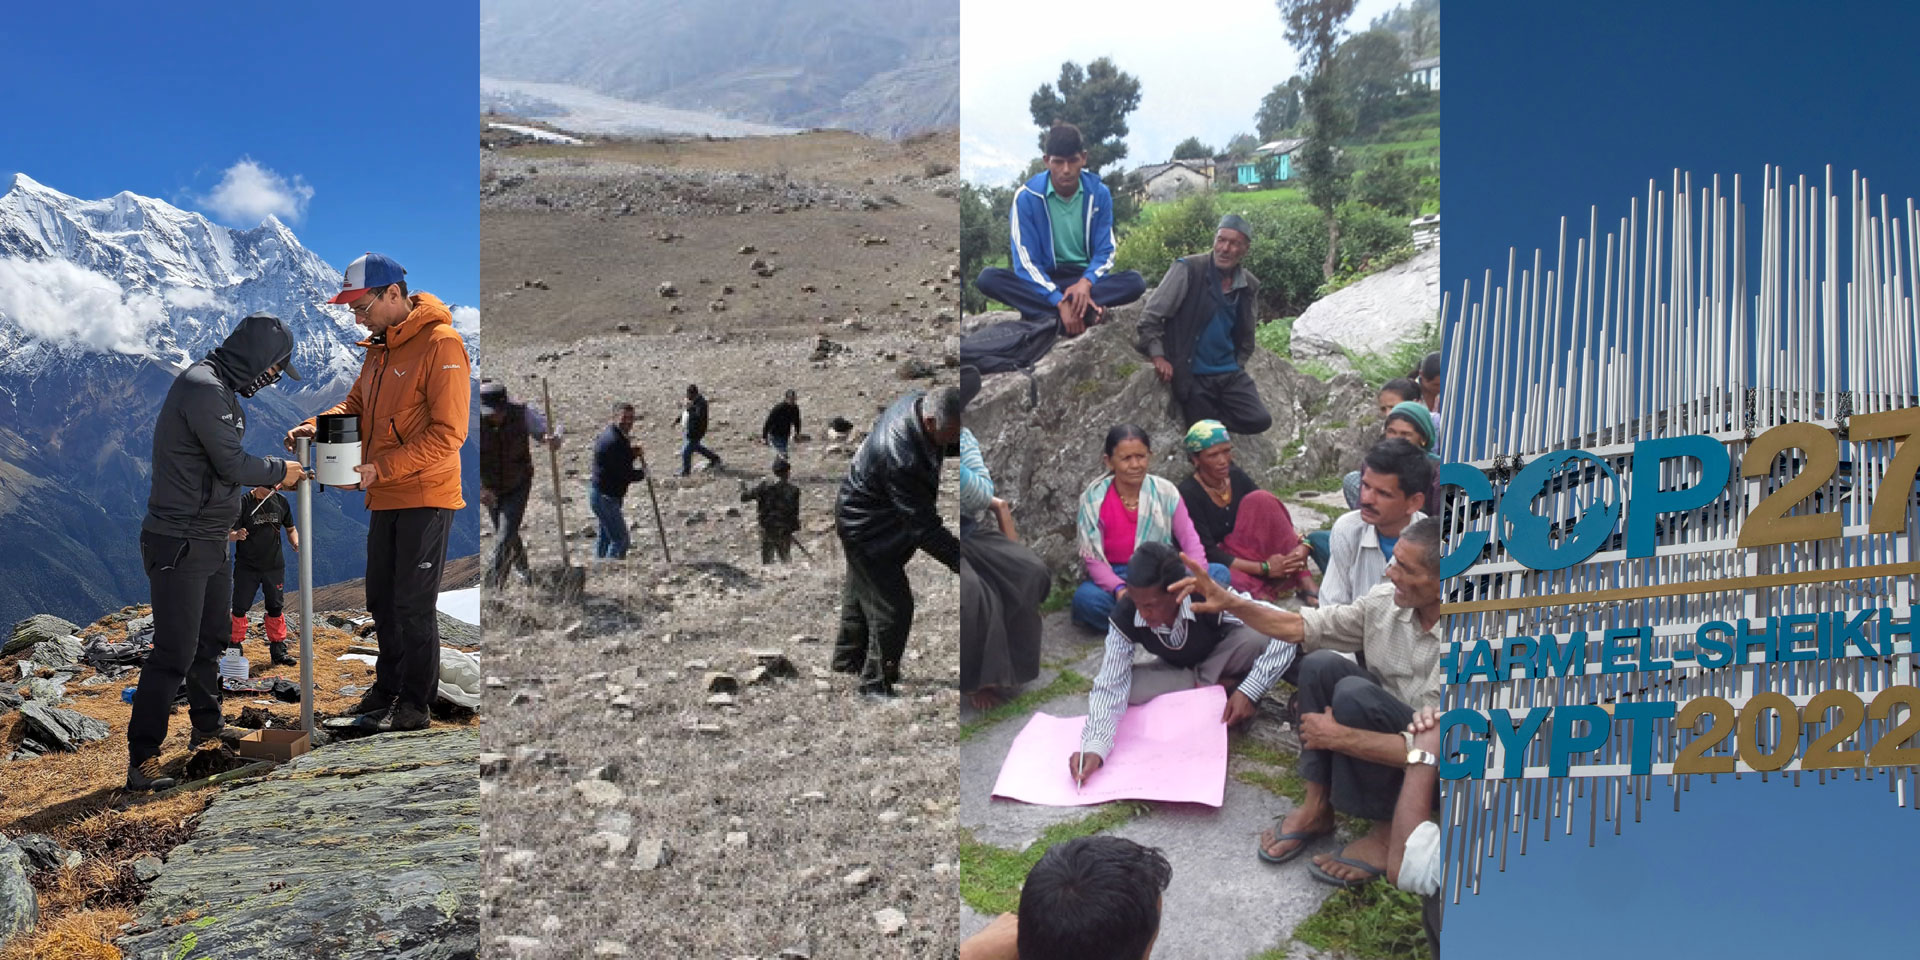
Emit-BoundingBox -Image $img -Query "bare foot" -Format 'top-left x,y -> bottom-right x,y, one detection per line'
967,688 -> 1007,711
1259,806 -> 1334,860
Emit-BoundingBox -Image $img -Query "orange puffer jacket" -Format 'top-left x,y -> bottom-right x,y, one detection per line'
305,292 -> 470,511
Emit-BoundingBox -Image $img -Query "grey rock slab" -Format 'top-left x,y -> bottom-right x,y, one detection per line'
19,700 -> 107,750
1291,245 -> 1440,360
959,690 -> 1103,849
21,677 -> 65,703
117,727 -> 478,960
6,614 -> 78,657
0,838 -> 34,949
14,833 -> 78,874
1103,779 -> 1333,960
29,635 -> 84,669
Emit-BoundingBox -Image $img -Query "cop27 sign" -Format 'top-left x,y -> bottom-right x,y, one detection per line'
1433,410 -> 1920,781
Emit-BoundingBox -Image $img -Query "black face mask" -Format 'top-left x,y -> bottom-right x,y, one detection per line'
237,364 -> 285,398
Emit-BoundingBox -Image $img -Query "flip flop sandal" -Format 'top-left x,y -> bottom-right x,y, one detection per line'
1308,855 -> 1386,889
1257,821 -> 1332,865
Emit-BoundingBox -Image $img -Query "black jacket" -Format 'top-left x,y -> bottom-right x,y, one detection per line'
592,424 -> 645,498
143,315 -> 293,541
233,491 -> 295,571
684,393 -> 710,442
834,391 -> 959,569
761,401 -> 801,444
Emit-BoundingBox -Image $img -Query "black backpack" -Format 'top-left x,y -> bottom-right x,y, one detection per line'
959,316 -> 1059,408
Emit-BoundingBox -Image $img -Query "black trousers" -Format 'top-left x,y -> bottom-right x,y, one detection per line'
760,530 -> 792,564
129,532 -> 230,763
1181,369 -> 1273,435
831,543 -> 914,692
1296,649 -> 1415,822
486,480 -> 532,587
366,507 -> 453,711
232,563 -> 285,618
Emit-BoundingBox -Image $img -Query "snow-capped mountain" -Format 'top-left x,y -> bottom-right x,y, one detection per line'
0,174 -> 480,627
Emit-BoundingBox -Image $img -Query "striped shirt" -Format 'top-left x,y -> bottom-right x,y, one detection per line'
1297,581 -> 1445,710
957,428 -> 993,523
1080,592 -> 1298,759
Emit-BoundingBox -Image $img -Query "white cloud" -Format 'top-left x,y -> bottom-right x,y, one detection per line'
162,286 -> 221,309
198,158 -> 314,226
450,305 -> 481,336
0,258 -> 161,355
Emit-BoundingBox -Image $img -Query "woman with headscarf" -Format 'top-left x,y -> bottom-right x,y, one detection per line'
959,426 -> 1050,709
1176,420 -> 1318,605
1069,425 -> 1229,632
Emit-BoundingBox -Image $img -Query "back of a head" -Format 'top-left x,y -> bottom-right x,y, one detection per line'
931,385 -> 964,432
1363,437 -> 1434,501
1018,836 -> 1172,960
1418,351 -> 1443,380
1381,377 -> 1421,404
1123,541 -> 1188,594
772,458 -> 791,478
1044,122 -> 1085,159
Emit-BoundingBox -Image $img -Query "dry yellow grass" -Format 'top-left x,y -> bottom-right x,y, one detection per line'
0,908 -> 133,960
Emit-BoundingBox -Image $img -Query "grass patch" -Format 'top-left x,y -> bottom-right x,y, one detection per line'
1230,734 -> 1307,802
959,802 -> 1152,914
1293,882 -> 1432,960
1295,358 -> 1339,382
1251,948 -> 1290,960
1038,582 -> 1073,615
1256,317 -> 1297,358
960,670 -> 1093,741
1114,361 -> 1140,380
1344,331 -> 1438,392
1295,499 -> 1350,523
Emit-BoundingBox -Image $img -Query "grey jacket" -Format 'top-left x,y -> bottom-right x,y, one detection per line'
142,314 -> 296,541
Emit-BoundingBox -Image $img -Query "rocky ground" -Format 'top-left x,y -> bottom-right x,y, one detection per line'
479,128 -> 963,958
0,589 -> 483,959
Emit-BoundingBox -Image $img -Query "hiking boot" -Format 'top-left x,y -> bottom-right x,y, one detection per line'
189,724 -> 248,748
125,758 -> 176,792
346,691 -> 394,718
372,703 -> 432,733
269,642 -> 298,667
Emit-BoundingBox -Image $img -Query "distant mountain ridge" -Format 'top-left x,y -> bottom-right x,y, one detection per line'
478,0 -> 957,139
0,174 -> 481,628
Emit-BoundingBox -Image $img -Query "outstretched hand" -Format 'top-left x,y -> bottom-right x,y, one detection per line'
1170,553 -> 1235,614
1222,689 -> 1257,726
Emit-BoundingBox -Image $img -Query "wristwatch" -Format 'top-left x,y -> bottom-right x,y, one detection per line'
1407,748 -> 1438,768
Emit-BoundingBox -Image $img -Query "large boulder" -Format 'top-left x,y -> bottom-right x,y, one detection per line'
29,635 -> 83,670
6,615 -> 78,658
0,838 -> 35,948
19,701 -> 109,752
964,302 -> 1376,577
1290,246 -> 1440,362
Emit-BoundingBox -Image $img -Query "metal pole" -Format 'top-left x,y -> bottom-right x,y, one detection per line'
630,441 -> 672,565
296,437 -> 315,741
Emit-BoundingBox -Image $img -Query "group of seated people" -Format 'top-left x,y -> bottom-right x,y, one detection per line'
958,357 -> 1448,956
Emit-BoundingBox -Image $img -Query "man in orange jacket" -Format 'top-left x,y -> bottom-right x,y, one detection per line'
287,253 -> 470,733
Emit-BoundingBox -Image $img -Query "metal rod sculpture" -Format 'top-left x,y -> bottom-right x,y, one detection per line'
1441,167 -> 1920,902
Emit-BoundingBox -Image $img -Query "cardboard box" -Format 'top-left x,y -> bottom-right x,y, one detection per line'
235,728 -> 312,762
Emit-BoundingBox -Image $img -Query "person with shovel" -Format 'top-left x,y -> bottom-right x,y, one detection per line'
591,402 -> 646,560
286,253 -> 470,735
831,385 -> 963,697
131,313 -> 307,791
479,381 -> 558,587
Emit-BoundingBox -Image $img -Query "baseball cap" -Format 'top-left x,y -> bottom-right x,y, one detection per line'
328,252 -> 408,304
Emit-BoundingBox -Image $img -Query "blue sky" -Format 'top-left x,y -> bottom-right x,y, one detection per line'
1443,1 -> 1920,955
0,2 -> 478,305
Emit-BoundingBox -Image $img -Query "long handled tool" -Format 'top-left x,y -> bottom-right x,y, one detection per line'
295,438 -> 316,742
541,378 -> 587,597
631,435 -> 671,564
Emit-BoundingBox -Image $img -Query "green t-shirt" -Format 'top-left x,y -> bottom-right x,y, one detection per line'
1045,178 -> 1089,270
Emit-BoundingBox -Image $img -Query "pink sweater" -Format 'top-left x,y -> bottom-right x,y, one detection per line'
1087,484 -> 1208,594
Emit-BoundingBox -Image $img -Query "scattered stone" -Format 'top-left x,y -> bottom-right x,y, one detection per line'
725,831 -> 749,849
707,299 -> 727,313
20,678 -> 63,703
873,907 -> 907,936
706,693 -> 737,708
126,613 -> 154,635
593,941 -> 632,958
657,282 -> 679,298
0,839 -> 35,945
479,752 -> 509,777
737,245 -> 757,255
19,700 -> 106,751
132,854 -> 163,883
503,849 -> 538,871
703,672 -> 739,694
587,831 -> 631,857
615,322 -> 632,333
29,635 -> 83,669
6,614 -> 77,657
631,839 -> 672,871
572,779 -> 627,808
14,833 -> 78,874
495,935 -> 544,958
860,236 -> 889,246
842,867 -> 874,887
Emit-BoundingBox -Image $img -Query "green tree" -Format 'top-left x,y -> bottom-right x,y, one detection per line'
1371,0 -> 1438,59
1029,57 -> 1143,172
1334,29 -> 1409,131
1171,137 -> 1214,160
959,181 -> 1016,313
1353,151 -> 1421,216
1255,76 -> 1307,140
1105,168 -> 1144,229
1225,132 -> 1261,156
1279,0 -> 1358,278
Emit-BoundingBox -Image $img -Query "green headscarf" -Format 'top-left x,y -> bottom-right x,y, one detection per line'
1387,401 -> 1441,461
1183,419 -> 1231,455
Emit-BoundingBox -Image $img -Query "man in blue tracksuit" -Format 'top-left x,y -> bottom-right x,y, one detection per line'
974,123 -> 1146,337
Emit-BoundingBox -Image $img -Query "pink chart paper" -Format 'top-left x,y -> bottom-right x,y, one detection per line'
989,685 -> 1228,808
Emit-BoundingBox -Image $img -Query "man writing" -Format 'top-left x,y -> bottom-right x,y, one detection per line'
974,122 -> 1145,337
1321,439 -> 1430,605
831,386 -> 963,697
1065,541 -> 1295,786
590,403 -> 644,560
1136,214 -> 1271,434
230,484 -> 300,667
286,252 -> 470,734
479,381 -> 557,587
131,313 -> 306,790
1176,517 -> 1445,888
